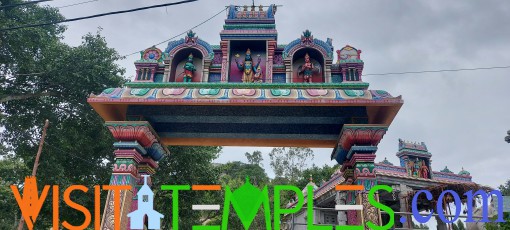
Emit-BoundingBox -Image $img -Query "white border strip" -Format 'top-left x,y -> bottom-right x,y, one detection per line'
335,205 -> 363,210
192,205 -> 221,210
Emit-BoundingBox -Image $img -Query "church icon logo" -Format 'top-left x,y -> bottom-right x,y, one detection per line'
127,175 -> 164,229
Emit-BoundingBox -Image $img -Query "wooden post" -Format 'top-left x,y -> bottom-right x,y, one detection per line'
17,119 -> 49,230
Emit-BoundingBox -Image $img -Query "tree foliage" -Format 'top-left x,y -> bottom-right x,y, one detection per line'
269,147 -> 314,183
153,146 -> 222,230
0,1 -> 125,228
207,160 -> 271,229
295,164 -> 337,189
245,150 -> 263,167
486,179 -> 510,230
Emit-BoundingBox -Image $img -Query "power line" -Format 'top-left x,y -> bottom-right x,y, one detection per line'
4,65 -> 510,79
362,65 -> 510,76
0,0 -> 198,32
0,0 -> 53,10
56,0 -> 98,9
122,6 -> 227,58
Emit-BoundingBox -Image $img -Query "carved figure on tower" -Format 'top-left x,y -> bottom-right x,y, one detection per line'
183,53 -> 196,82
419,160 -> 429,179
253,66 -> 263,83
407,160 -> 414,177
413,158 -> 420,177
298,53 -> 320,83
235,49 -> 261,83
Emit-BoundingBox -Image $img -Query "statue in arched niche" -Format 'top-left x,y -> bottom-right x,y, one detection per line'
183,53 -> 196,82
235,48 -> 261,83
419,160 -> 429,179
297,53 -> 320,83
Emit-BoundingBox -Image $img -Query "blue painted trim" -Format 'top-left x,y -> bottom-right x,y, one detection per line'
113,141 -> 148,156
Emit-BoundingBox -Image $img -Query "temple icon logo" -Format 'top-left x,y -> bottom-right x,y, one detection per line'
127,175 -> 164,229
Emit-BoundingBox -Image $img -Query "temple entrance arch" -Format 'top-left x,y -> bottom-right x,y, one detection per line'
87,4 -> 407,230
169,48 -> 204,82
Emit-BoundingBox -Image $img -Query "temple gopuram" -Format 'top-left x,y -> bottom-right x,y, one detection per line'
88,4 -> 479,229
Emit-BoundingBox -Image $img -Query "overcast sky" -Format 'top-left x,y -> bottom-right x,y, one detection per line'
48,0 -> 510,188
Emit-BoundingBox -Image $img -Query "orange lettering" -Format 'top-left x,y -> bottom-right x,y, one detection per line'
53,185 -> 59,229
62,185 -> 91,230
95,185 -> 101,229
10,177 -> 49,230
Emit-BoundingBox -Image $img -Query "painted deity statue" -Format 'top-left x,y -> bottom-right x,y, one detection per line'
413,158 -> 420,177
407,160 -> 414,177
298,53 -> 318,83
419,160 -> 429,179
253,66 -> 263,83
183,53 -> 196,82
235,48 -> 261,83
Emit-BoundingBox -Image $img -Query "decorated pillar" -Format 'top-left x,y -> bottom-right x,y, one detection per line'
266,40 -> 277,83
284,58 -> 292,83
335,191 -> 348,225
396,184 -> 413,229
220,40 -> 229,82
324,58 -> 333,83
101,121 -> 168,230
333,125 -> 388,229
341,68 -> 347,82
202,58 -> 211,82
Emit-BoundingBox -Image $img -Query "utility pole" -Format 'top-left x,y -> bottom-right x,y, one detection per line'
17,119 -> 49,230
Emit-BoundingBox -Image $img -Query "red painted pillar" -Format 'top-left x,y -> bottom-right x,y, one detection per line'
334,125 -> 388,228
101,121 -> 169,230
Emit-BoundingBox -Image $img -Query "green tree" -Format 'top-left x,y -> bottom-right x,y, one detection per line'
152,146 -> 222,230
207,160 -> 271,229
499,179 -> 510,195
220,161 -> 269,186
485,179 -> 510,230
295,164 -> 337,189
0,156 -> 29,229
1,1 -> 125,228
245,150 -> 263,167
269,147 -> 314,183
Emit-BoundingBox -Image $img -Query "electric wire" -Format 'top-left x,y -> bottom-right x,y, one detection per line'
362,65 -> 510,76
0,0 -> 198,32
3,65 -> 510,78
121,6 -> 228,58
56,0 -> 98,9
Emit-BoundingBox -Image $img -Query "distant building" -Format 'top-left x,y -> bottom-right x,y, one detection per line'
127,175 -> 164,229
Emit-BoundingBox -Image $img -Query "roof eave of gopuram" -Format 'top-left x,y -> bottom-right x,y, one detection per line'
87,82 -> 403,124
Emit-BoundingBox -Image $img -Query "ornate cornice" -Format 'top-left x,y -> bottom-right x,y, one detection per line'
106,121 -> 158,147
123,82 -> 370,89
105,121 -> 169,161
338,125 -> 388,151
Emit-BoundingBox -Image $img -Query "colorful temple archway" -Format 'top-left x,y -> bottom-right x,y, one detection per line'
86,3 -> 477,229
